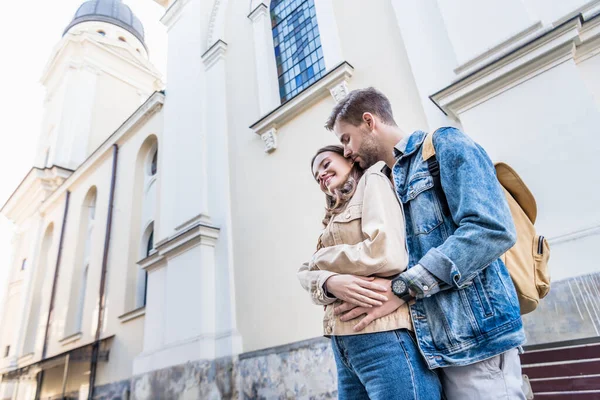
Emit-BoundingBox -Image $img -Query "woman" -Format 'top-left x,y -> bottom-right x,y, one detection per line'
298,145 -> 441,400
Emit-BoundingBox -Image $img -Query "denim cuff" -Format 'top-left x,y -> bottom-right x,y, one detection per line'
402,264 -> 448,299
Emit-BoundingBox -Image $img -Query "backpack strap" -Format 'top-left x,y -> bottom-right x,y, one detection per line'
422,130 -> 451,216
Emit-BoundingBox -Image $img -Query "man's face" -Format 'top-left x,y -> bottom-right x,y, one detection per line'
333,119 -> 382,169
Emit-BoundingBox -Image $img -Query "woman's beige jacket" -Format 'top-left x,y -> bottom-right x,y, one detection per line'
298,162 -> 412,336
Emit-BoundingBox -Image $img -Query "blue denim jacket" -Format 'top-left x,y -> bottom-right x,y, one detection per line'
392,127 -> 525,369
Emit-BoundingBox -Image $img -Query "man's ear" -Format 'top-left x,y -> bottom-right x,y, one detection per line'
362,112 -> 375,131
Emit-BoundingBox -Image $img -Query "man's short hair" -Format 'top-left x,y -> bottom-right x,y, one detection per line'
325,87 -> 397,131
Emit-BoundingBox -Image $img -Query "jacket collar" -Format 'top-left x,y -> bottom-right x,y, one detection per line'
400,130 -> 427,158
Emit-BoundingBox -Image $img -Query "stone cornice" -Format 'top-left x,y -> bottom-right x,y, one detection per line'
139,217 -> 220,272
202,40 -> 228,70
161,0 -> 192,30
431,17 -> 587,118
248,3 -> 268,21
1,166 -> 73,225
249,61 -> 354,138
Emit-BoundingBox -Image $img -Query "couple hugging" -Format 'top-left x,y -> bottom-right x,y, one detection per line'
298,88 -> 526,399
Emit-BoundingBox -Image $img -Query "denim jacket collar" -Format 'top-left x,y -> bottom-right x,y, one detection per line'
400,130 -> 427,158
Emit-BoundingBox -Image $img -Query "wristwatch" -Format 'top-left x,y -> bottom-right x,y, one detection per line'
391,275 -> 413,302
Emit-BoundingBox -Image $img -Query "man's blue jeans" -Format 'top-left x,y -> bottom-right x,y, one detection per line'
331,329 -> 442,400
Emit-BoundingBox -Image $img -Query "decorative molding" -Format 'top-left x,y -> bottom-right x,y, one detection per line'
454,22 -> 545,77
431,13 -> 600,119
261,128 -> 278,153
161,0 -> 192,29
17,353 -> 34,365
548,224 -> 600,245
329,80 -> 349,103
58,332 -> 82,346
202,40 -> 228,70
174,213 -> 213,233
207,0 -> 223,46
430,18 -> 582,118
139,219 -> 220,272
248,3 -> 268,21
249,61 -> 354,150
1,166 -> 73,225
118,307 -> 146,323
575,12 -> 600,63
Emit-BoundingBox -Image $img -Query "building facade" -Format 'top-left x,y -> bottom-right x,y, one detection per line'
1,0 -> 600,398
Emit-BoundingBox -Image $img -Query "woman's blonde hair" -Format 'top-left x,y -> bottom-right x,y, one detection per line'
311,145 -> 365,227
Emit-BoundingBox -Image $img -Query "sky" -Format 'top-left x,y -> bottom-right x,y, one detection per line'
0,0 -> 167,320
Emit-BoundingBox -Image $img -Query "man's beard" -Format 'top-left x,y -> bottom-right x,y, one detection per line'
356,130 -> 382,169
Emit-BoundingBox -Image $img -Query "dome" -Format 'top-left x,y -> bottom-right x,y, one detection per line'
64,0 -> 145,47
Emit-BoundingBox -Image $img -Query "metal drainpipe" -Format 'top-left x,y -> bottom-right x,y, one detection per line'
88,144 -> 119,400
34,190 -> 71,400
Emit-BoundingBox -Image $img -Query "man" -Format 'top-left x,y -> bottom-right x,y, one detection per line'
323,87 -> 526,399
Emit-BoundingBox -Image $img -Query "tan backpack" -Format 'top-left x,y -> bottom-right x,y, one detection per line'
423,131 -> 550,315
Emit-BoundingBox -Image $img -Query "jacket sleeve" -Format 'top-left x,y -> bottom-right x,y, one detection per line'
297,262 -> 338,305
417,127 -> 516,289
310,173 -> 409,277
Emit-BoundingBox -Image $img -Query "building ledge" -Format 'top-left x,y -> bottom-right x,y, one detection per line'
431,13 -> 600,119
118,307 -> 146,323
161,0 -> 191,29
58,332 -> 82,346
249,61 -> 354,153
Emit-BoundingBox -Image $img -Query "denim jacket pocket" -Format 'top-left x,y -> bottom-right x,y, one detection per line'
402,173 -> 443,235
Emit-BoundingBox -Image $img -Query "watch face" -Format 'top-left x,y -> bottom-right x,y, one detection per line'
392,279 -> 407,295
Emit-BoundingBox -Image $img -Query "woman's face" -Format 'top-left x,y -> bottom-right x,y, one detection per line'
312,151 -> 353,194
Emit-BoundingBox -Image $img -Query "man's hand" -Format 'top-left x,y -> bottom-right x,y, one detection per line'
334,277 -> 405,332
324,275 -> 389,308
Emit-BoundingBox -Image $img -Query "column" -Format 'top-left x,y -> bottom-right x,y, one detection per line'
312,0 -> 344,69
390,0 -> 459,129
248,3 -> 280,115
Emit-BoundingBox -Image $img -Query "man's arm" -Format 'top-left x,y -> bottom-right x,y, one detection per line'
406,127 -> 516,292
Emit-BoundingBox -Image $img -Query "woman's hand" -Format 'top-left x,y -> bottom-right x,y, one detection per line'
324,274 -> 389,307
332,277 -> 405,332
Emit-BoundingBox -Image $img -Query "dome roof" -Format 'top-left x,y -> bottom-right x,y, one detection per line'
64,0 -> 145,47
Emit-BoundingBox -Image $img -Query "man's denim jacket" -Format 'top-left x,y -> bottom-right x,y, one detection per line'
392,127 -> 525,369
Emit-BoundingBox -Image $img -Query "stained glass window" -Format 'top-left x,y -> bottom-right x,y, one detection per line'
271,0 -> 326,103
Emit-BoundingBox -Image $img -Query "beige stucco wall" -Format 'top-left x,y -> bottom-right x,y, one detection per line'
225,0 -> 427,352
0,103 -> 163,396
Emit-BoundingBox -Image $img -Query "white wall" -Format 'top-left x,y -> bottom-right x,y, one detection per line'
458,60 -> 600,281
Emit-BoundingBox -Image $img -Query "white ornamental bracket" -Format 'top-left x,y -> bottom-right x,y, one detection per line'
249,61 -> 354,154
261,128 -> 278,153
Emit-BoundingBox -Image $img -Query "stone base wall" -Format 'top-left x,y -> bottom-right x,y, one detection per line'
92,272 -> 600,399
129,337 -> 336,400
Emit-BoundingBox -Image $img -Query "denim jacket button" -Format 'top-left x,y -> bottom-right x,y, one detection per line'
423,285 -> 429,291
345,213 -> 351,219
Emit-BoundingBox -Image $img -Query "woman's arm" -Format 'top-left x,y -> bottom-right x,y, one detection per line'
297,262 -> 338,306
297,263 -> 390,307
310,172 -> 408,276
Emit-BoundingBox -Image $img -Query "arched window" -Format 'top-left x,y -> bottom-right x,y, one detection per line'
21,259 -> 27,271
271,0 -> 325,103
74,265 -> 89,332
147,230 -> 154,256
136,222 -> 154,308
65,187 -> 96,335
127,136 -> 158,312
23,223 -> 54,353
150,150 -> 157,176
